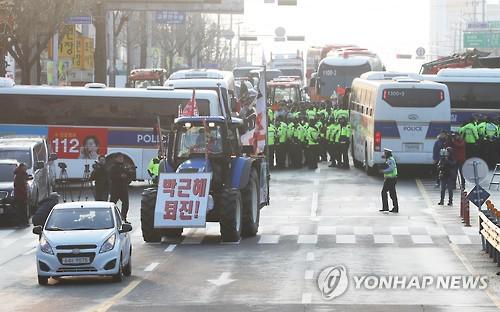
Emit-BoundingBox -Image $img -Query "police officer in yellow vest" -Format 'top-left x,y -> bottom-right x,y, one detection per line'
306,123 -> 320,170
147,152 -> 163,184
380,148 -> 399,213
338,116 -> 352,169
459,120 -> 479,159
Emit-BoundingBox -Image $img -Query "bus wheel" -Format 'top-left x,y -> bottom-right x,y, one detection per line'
364,148 -> 376,176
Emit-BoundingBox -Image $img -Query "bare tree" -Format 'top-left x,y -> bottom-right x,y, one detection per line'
1,0 -> 84,84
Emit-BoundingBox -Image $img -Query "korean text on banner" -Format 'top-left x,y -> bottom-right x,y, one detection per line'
154,173 -> 212,228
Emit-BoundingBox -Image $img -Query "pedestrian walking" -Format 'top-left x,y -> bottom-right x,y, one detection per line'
437,147 -> 457,206
432,131 -> 447,188
109,154 -> 131,222
379,149 -> 399,213
90,155 -> 109,201
14,163 -> 32,226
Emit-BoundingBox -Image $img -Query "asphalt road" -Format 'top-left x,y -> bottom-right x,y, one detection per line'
1,162 -> 499,312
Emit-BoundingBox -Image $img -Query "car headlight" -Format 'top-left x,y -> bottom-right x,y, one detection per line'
100,234 -> 116,254
10,190 -> 15,197
39,236 -> 54,255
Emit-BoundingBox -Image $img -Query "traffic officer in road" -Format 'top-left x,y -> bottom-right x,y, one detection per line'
380,148 -> 399,213
338,116 -> 352,169
276,117 -> 288,169
306,122 -> 320,169
326,117 -> 340,167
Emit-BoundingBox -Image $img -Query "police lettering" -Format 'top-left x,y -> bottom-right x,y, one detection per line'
403,126 -> 422,132
137,134 -> 160,144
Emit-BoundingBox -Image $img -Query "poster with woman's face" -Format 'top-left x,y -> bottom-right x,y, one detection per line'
48,127 -> 108,160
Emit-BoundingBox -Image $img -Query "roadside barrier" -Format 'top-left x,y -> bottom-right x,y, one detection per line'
460,191 -> 471,227
479,200 -> 500,266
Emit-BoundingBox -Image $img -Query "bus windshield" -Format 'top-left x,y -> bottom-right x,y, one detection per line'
317,63 -> 371,97
442,82 -> 500,110
271,86 -> 300,103
176,125 -> 223,158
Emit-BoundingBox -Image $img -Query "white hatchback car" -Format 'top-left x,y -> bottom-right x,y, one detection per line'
33,201 -> 132,285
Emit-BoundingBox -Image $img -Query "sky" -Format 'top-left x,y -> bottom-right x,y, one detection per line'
239,0 -> 431,71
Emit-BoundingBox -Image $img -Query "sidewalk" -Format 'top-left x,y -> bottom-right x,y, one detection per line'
418,171 -> 500,308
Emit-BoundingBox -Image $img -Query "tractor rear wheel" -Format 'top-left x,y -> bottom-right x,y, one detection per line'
219,188 -> 243,242
241,169 -> 260,237
140,188 -> 162,243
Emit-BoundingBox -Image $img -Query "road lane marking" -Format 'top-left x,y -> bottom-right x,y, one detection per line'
258,235 -> 280,244
207,272 -> 236,286
144,262 -> 159,272
280,226 -> 299,236
373,235 -> 394,244
301,293 -> 312,304
416,178 -> 500,309
317,226 -> 336,235
304,270 -> 314,280
297,235 -> 318,244
92,279 -> 142,312
390,226 -> 410,235
411,235 -> 433,244
354,226 -> 373,235
310,191 -> 318,218
306,252 -> 315,262
336,235 -> 356,244
164,244 -> 176,252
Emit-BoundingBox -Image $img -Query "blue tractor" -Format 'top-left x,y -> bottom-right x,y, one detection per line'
140,115 -> 269,242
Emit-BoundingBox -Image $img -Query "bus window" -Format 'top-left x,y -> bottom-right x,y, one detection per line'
382,89 -> 444,108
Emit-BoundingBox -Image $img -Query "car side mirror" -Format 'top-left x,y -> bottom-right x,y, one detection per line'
34,161 -> 45,170
119,223 -> 132,233
33,225 -> 42,236
49,153 -> 58,161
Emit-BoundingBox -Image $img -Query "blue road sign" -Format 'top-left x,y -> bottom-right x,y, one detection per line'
155,11 -> 186,25
466,184 -> 490,208
66,16 -> 92,25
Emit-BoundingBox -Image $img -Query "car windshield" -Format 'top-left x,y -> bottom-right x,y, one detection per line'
0,164 -> 16,183
176,124 -> 223,158
45,208 -> 114,231
0,149 -> 32,168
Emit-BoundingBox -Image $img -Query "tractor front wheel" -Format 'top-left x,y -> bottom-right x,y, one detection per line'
219,188 -> 243,242
140,188 -> 162,243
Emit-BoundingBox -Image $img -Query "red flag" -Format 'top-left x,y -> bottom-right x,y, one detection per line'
182,89 -> 199,117
336,86 -> 346,97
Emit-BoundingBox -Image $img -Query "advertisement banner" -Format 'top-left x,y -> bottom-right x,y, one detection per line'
154,173 -> 212,228
48,127 -> 108,160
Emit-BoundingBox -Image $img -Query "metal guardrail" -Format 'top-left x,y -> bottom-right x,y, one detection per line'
479,200 -> 500,266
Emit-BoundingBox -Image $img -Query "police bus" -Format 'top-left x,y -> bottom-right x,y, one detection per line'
316,50 -> 385,99
349,72 -> 451,174
0,79 -> 222,180
421,69 -> 500,129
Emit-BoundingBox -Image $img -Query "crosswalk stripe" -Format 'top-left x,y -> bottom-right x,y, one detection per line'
411,235 -> 433,244
258,235 -> 279,244
297,235 -> 318,244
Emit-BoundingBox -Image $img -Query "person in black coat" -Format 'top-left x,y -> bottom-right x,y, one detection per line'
438,147 -> 457,206
109,154 -> 130,222
90,155 -> 109,201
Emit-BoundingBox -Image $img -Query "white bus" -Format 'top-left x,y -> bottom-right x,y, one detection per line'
421,69 -> 500,129
0,80 -> 222,180
349,72 -> 451,174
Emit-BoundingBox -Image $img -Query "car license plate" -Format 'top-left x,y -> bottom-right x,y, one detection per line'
404,143 -> 422,152
62,257 -> 90,265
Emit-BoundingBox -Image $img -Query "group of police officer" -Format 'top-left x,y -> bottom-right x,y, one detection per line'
268,102 -> 352,170
459,116 -> 500,168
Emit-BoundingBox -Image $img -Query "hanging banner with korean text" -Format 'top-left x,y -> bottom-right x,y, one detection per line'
154,173 -> 212,228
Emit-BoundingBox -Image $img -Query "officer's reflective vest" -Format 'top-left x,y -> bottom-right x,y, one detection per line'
485,123 -> 498,139
307,127 -> 319,145
268,124 -> 276,146
278,122 -> 288,144
459,123 -> 479,144
384,157 -> 398,178
148,157 -> 160,178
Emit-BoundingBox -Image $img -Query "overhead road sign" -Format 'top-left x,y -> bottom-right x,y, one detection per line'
104,0 -> 244,13
278,0 -> 297,5
155,11 -> 186,24
65,16 -> 92,25
464,32 -> 500,48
